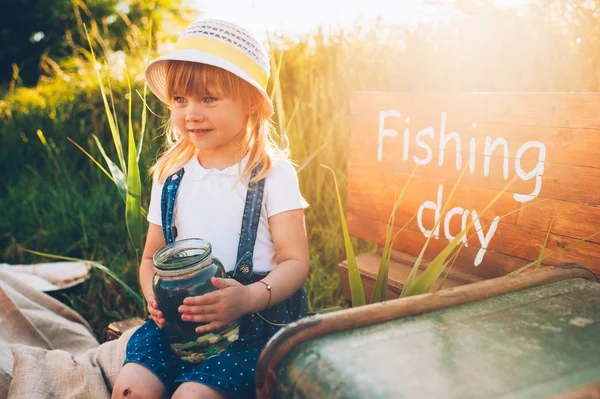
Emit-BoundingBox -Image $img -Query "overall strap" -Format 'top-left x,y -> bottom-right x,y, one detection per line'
230,167 -> 265,285
160,168 -> 185,244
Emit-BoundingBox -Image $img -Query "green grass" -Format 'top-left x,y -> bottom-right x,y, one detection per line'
0,167 -> 144,339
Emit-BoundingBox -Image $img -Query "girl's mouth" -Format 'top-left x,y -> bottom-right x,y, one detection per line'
189,129 -> 213,134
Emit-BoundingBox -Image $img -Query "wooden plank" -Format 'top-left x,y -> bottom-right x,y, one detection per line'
349,150 -> 600,207
338,253 -> 402,302
387,249 -> 483,284
351,121 -> 600,169
515,200 -> 600,243
338,252 -> 478,303
347,212 -> 600,278
347,181 -> 600,245
347,212 -> 529,278
351,92 -> 600,129
347,172 -> 521,224
347,92 -> 600,277
348,192 -> 600,269
349,93 -> 600,207
494,224 -> 600,269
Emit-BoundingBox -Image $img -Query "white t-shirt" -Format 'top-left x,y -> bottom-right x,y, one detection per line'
147,156 -> 309,273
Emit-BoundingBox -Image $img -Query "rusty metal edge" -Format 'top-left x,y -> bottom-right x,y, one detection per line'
255,264 -> 598,398
546,379 -> 600,399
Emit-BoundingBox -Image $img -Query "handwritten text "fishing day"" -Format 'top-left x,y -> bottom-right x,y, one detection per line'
378,110 -> 547,266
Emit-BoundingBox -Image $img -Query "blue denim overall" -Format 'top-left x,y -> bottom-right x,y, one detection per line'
124,166 -> 308,398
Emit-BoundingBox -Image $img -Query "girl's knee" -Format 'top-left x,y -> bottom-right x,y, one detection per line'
172,382 -> 226,399
112,363 -> 167,399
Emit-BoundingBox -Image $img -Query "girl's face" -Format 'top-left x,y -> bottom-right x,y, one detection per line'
165,62 -> 265,164
169,88 -> 249,158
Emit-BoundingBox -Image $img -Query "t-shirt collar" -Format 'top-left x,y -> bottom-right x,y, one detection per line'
188,154 -> 250,180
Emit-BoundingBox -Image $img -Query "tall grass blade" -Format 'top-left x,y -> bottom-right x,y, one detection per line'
268,41 -> 285,102
465,190 -> 576,245
106,75 -> 123,172
67,137 -> 114,183
322,164 -> 366,307
509,230 -> 600,276
125,72 -> 144,261
137,24 -> 152,161
270,50 -> 287,140
371,171 -> 415,303
436,242 -> 465,291
402,165 -> 469,293
402,174 -> 517,297
296,112 -> 341,174
371,212 -> 417,301
284,99 -> 301,134
84,25 -> 126,173
401,231 -> 466,297
25,249 -> 144,309
137,87 -> 148,162
535,217 -> 554,269
297,140 -> 328,174
92,135 -> 127,202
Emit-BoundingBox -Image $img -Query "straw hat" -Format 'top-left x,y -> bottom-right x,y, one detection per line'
145,19 -> 273,116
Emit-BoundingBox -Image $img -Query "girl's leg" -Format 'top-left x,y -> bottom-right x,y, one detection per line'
172,382 -> 226,399
111,363 -> 168,399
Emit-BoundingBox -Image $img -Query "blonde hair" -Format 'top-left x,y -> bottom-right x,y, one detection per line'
150,61 -> 286,184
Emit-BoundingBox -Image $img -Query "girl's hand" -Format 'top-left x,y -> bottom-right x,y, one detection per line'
178,277 -> 251,334
147,294 -> 166,328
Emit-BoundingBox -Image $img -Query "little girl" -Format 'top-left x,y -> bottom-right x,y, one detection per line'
112,19 -> 309,399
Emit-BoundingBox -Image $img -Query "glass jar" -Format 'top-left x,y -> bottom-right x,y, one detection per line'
152,238 -> 239,363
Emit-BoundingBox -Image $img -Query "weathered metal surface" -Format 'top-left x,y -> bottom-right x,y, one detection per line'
273,278 -> 600,398
256,265 -> 597,397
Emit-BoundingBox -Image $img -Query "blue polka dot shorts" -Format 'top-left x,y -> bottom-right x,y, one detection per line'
124,287 -> 307,398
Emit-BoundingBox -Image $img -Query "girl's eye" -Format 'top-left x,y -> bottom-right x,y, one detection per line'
203,97 -> 217,104
172,96 -> 187,104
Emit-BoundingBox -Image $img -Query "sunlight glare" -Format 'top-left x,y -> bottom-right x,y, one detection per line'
194,0 -> 531,38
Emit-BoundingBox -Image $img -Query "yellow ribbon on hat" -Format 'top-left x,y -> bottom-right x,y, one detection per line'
175,36 -> 268,88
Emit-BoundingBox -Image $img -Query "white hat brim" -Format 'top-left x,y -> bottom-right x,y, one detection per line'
145,49 -> 274,117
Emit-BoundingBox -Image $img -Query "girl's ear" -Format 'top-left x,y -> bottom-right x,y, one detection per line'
248,101 -> 260,112
250,100 -> 269,117
247,103 -> 261,121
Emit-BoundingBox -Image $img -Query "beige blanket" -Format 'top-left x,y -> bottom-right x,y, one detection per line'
0,269 -> 136,398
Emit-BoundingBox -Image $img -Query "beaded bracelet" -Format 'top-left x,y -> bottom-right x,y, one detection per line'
257,280 -> 272,309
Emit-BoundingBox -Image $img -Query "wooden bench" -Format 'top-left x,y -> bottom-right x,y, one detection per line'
339,92 -> 600,302
339,249 -> 483,301
106,317 -> 145,341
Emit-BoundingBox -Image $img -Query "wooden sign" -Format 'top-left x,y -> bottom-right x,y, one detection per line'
348,93 -> 600,278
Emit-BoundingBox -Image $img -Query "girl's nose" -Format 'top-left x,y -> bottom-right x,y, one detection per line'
185,113 -> 204,122
185,104 -> 205,122
185,114 -> 202,122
